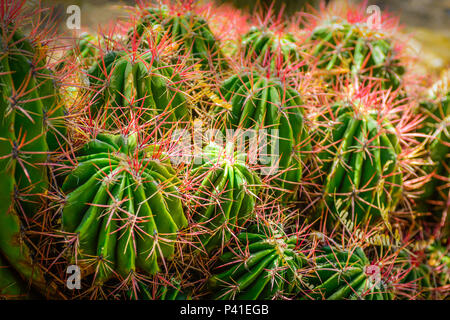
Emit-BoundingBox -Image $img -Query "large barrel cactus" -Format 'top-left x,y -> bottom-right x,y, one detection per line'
188,142 -> 261,253
217,71 -> 310,200
417,88 -> 449,237
306,19 -> 405,90
128,278 -> 191,300
61,133 -> 187,283
0,7 -> 65,297
209,224 -> 306,299
313,98 -> 403,228
304,246 -> 394,300
87,50 -> 189,128
132,5 -> 226,70
241,26 -> 301,70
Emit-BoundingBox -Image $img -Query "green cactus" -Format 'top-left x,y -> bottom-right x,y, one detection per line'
416,92 -> 449,237
313,100 -> 403,228
132,6 -> 226,71
241,26 -> 302,70
87,50 -> 189,129
61,133 -> 187,283
0,23 -> 67,297
304,246 -> 394,300
128,278 -> 190,300
307,19 -> 405,90
394,250 -> 433,299
209,224 -> 306,299
217,71 -> 310,201
189,142 -> 261,253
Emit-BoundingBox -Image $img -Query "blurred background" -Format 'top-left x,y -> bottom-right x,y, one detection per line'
40,0 -> 450,76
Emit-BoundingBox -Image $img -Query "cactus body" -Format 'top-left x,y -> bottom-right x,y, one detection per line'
314,101 -> 402,227
305,246 -> 393,300
190,142 -> 260,253
417,92 -> 449,236
0,26 -> 62,295
128,278 -> 190,300
217,72 -> 310,200
61,133 -> 187,282
133,6 -> 226,70
87,50 -> 189,128
209,225 -> 305,299
241,26 -> 301,70
307,20 -> 405,90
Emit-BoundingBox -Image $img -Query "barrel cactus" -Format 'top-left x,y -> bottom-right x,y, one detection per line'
306,18 -> 405,91
128,278 -> 191,300
416,85 -> 449,237
188,142 -> 261,253
216,71 -> 310,200
312,92 -> 403,229
61,133 -> 187,283
209,224 -> 306,299
240,26 -> 301,70
0,2 -> 66,298
304,246 -> 394,300
132,4 -> 226,70
393,249 -> 433,299
86,50 -> 189,128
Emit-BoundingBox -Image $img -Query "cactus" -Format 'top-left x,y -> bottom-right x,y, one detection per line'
394,249 -> 434,299
416,87 -> 449,237
304,246 -> 394,300
241,26 -> 301,70
0,0 -> 67,298
131,4 -> 226,71
86,50 -> 189,129
306,18 -> 405,91
188,142 -> 261,253
312,91 -> 403,229
216,71 -> 310,200
61,133 -> 187,283
209,224 -> 306,299
128,278 -> 191,300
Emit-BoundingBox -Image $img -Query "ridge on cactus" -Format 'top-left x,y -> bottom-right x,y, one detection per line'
186,141 -> 261,253
303,245 -> 394,300
86,49 -> 190,130
216,70 -> 311,201
209,223 -> 307,299
61,133 -> 187,283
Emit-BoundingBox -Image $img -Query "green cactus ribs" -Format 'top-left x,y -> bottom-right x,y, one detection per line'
416,90 -> 449,238
132,4 -> 227,71
0,1 -> 66,298
241,26 -> 302,71
306,18 -> 405,91
216,71 -> 311,201
127,277 -> 191,300
86,50 -> 190,130
188,142 -> 261,253
304,246 -> 394,300
312,94 -> 403,229
209,223 -> 307,299
61,133 -> 187,284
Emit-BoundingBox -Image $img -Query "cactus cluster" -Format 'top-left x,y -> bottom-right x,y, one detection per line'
0,0 -> 448,301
